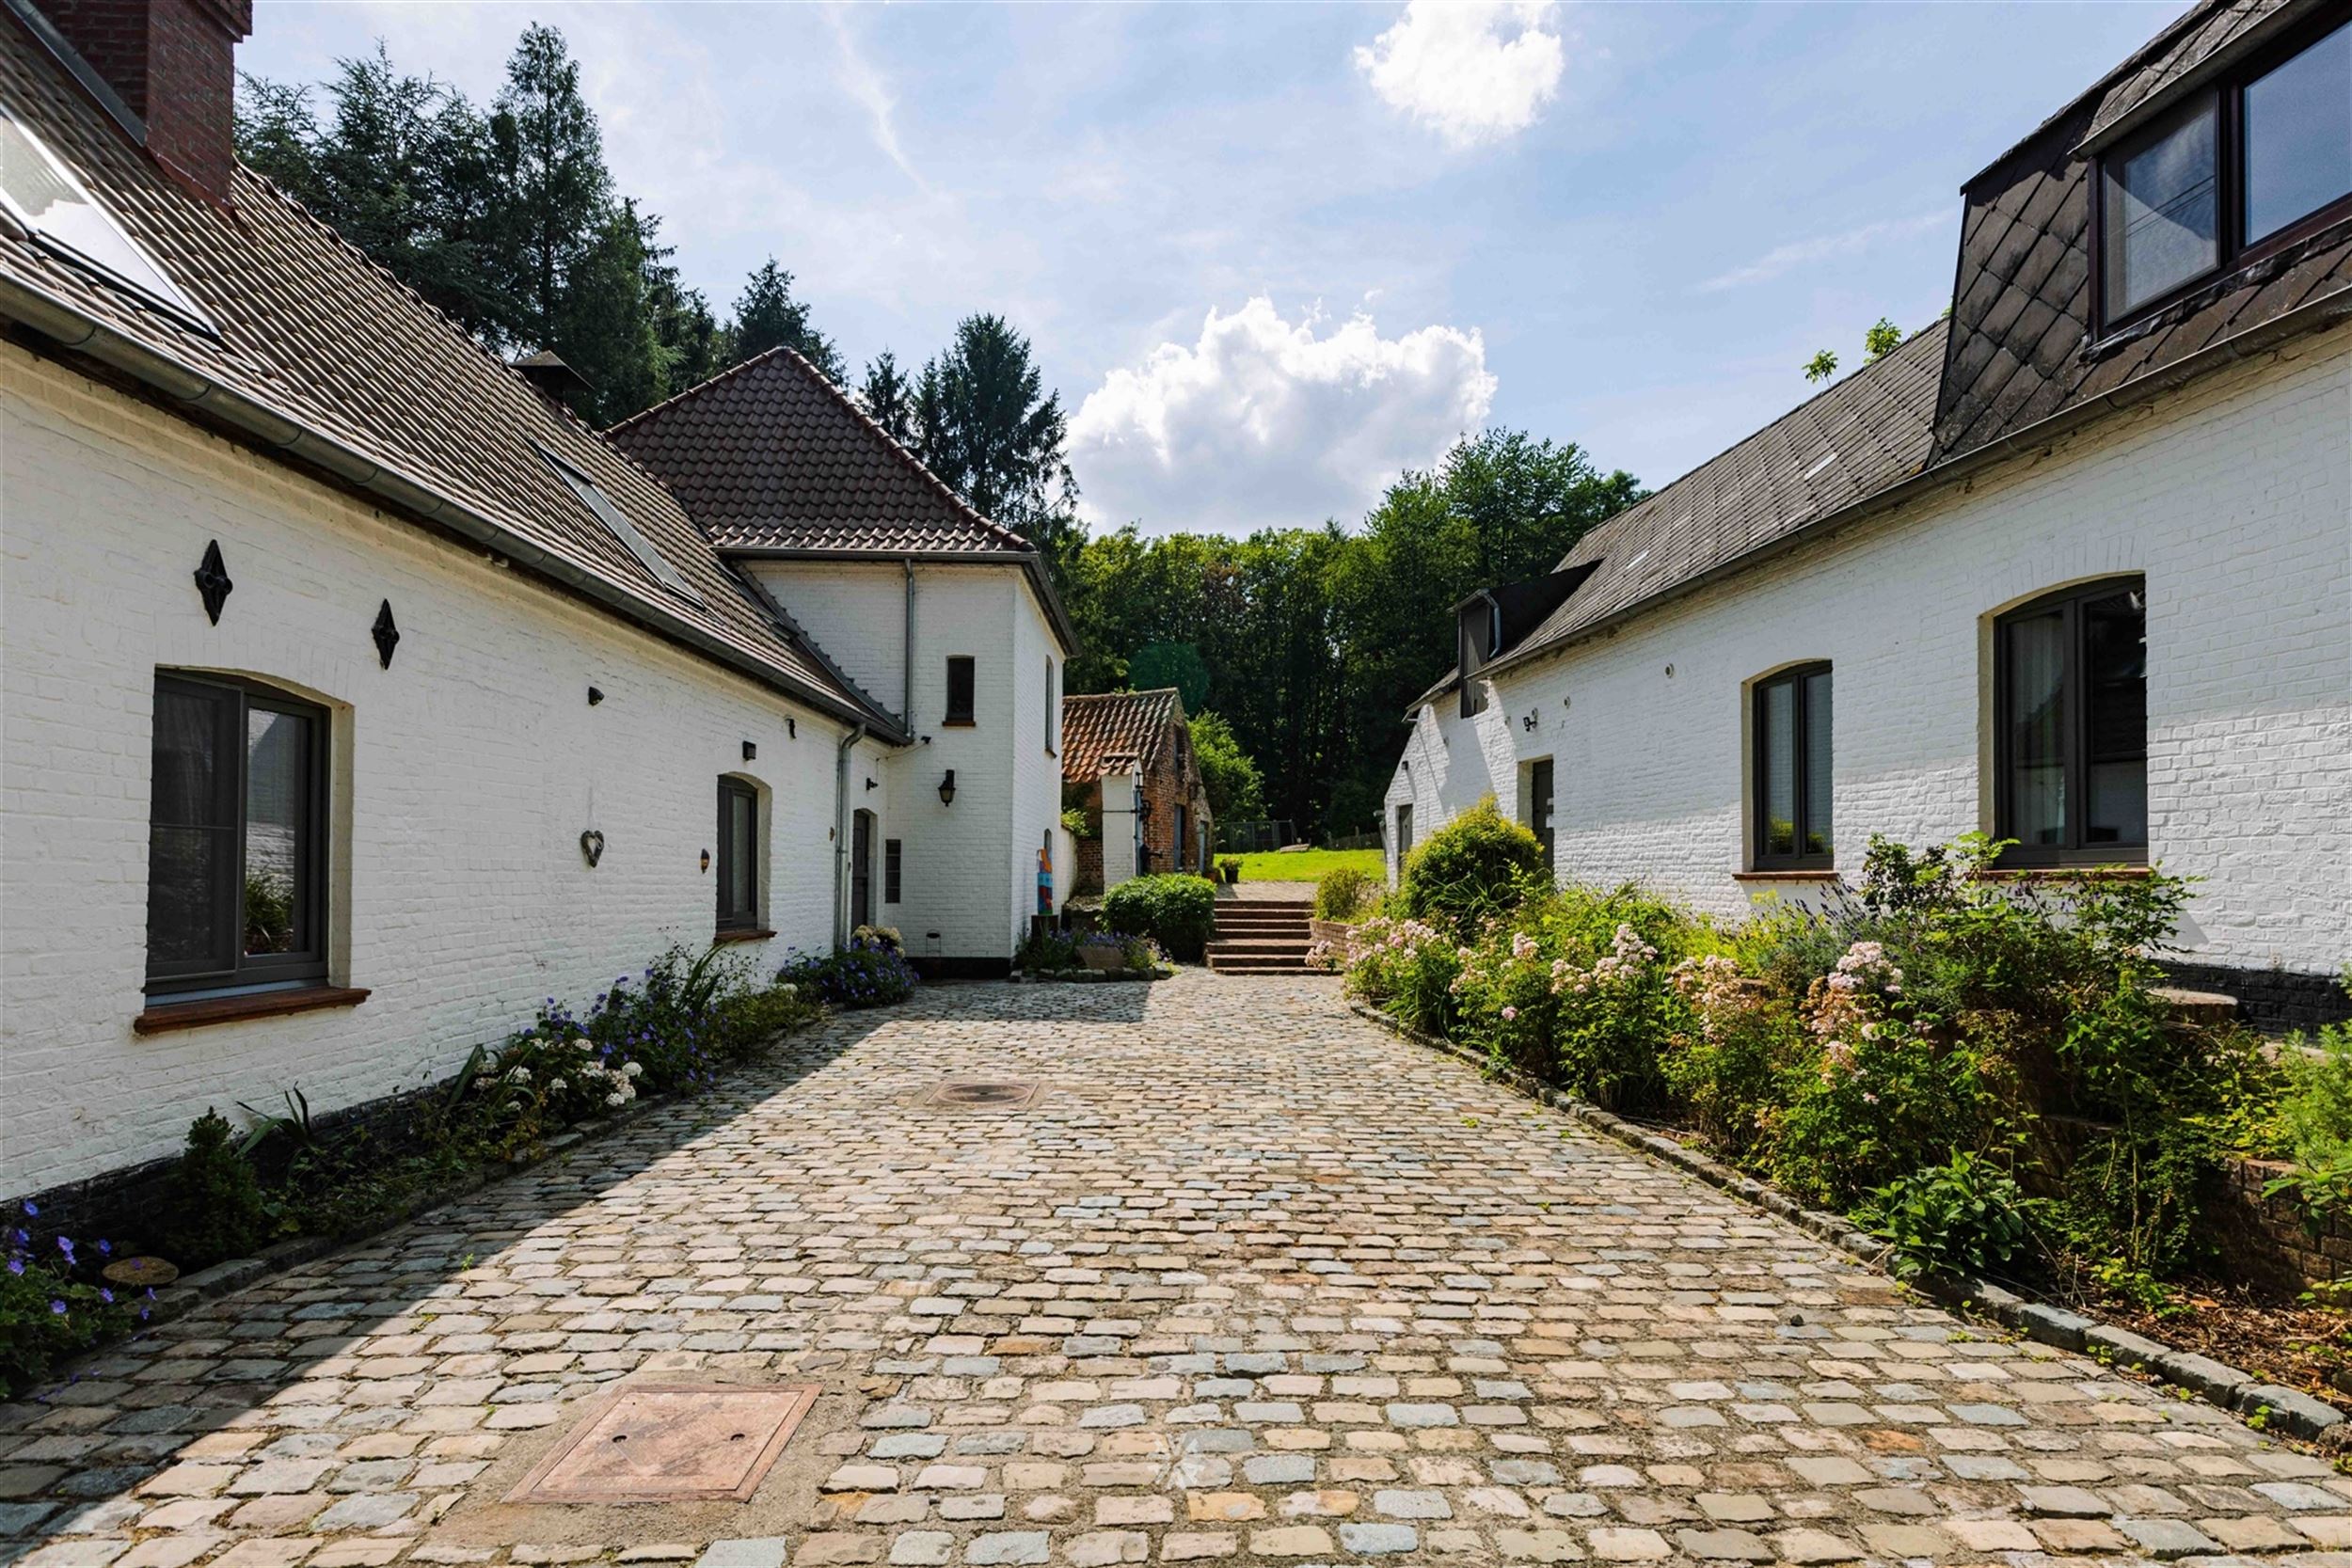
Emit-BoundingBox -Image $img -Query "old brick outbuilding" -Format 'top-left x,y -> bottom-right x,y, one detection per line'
1060,689 -> 1215,892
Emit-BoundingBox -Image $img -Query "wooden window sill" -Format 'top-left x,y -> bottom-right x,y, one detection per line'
135,986 -> 370,1036
1733,869 -> 1837,882
713,927 -> 776,945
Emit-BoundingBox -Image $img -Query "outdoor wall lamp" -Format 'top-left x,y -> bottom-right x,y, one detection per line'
938,769 -> 957,806
700,848 -> 711,872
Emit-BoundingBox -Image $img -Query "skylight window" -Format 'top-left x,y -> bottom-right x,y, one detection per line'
536,446 -> 704,605
0,111 -> 212,332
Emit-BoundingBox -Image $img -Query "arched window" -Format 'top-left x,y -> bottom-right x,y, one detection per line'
1752,663 -> 1832,870
1994,578 -> 2147,863
716,776 -> 761,933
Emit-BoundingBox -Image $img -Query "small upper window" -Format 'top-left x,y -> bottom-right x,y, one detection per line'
884,837 -> 903,904
0,111 -> 212,332
946,656 -> 976,724
1044,657 -> 1057,752
536,446 -> 703,604
2103,97 -> 2218,319
2246,21 -> 2351,244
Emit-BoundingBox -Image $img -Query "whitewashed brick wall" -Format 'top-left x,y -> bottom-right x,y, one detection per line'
1388,325 -> 2351,979
0,346 -> 890,1194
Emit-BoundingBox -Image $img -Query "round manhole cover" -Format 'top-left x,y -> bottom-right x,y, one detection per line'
919,1079 -> 1040,1111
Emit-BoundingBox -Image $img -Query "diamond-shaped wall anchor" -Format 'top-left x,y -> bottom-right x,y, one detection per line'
193,540 -> 232,625
372,599 -> 400,669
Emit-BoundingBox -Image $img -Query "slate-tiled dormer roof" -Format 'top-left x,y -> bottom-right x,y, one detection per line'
607,348 -> 1034,556
1061,689 -> 1184,784
1933,0 -> 2352,462
0,17 -> 897,737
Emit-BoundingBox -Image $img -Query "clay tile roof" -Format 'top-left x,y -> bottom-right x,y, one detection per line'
1061,689 -> 1183,783
0,19 -> 895,734
607,347 -> 1034,556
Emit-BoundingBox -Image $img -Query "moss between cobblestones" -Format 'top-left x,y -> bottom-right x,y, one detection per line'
1345,997 -> 2351,1446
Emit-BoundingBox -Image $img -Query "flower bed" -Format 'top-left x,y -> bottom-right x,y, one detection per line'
1328,817 -> 2352,1406
1015,926 -> 1169,981
0,941 -> 855,1402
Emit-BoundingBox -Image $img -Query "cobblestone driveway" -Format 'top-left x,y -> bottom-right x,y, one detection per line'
7,973 -> 2348,1568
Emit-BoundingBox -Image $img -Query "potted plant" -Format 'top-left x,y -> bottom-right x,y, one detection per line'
1216,856 -> 1242,886
1075,932 -> 1128,972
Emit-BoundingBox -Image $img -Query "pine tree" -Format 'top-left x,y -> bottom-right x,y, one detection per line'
857,351 -> 915,444
914,314 -> 1077,555
726,259 -> 845,384
489,24 -> 612,356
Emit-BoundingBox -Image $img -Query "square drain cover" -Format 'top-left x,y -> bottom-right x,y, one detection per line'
505,1383 -> 818,1504
919,1079 -> 1040,1112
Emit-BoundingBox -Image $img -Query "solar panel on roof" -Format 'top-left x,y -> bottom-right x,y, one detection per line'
0,110 -> 212,332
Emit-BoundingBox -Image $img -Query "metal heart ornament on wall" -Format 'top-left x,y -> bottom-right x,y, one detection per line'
580,830 -> 605,868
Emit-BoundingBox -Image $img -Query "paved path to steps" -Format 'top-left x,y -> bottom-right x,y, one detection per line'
6,971 -> 2349,1568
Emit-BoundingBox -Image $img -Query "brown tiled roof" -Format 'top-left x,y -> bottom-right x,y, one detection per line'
607,348 -> 1033,556
0,19 -> 896,735
1932,0 -> 2352,462
1061,689 -> 1182,783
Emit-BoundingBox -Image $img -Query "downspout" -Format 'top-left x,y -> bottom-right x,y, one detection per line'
833,722 -> 866,949
902,559 -> 916,727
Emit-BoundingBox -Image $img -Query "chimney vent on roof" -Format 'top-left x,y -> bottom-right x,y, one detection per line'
513,350 -> 594,412
40,0 -> 252,202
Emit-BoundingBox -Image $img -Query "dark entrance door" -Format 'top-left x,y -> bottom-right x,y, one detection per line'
851,809 -> 875,930
1530,759 -> 1555,873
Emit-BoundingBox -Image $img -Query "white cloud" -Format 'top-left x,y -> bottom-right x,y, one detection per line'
1069,297 -> 1497,535
1696,209 -> 1950,293
827,7 -> 925,191
1352,1 -> 1566,148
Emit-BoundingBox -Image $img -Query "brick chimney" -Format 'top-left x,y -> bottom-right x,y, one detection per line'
41,0 -> 253,201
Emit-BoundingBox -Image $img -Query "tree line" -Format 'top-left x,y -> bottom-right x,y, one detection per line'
240,24 -> 1644,841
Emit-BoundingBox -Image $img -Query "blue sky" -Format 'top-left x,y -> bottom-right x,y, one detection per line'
243,2 -> 2183,536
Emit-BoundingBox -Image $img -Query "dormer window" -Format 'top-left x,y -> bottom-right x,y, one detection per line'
0,111 -> 213,333
1457,596 -> 1500,719
2098,18 -> 2352,328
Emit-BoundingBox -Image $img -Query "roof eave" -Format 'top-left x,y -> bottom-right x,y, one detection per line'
0,273 -> 910,743
1470,287 -> 2352,694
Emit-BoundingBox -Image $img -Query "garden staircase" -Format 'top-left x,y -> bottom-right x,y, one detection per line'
1205,897 -> 1316,974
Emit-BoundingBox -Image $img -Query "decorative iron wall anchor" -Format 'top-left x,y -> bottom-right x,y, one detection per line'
193,540 -> 232,624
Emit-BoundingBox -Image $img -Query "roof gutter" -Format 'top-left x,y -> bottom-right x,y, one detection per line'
1468,288 -> 2352,697
0,273 -> 904,742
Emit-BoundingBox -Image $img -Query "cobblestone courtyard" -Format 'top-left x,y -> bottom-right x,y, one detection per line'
7,972 -> 2349,1568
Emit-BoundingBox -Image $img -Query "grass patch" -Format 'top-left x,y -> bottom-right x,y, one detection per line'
1228,847 -> 1384,884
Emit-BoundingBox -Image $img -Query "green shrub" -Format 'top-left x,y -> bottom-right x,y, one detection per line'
710,981 -> 823,1057
1397,798 -> 1546,937
1862,1152 -> 2037,1284
1663,956 -> 1806,1164
166,1110 -> 273,1267
1313,865 -> 1376,922
1102,874 -> 1217,960
1018,926 -> 1080,972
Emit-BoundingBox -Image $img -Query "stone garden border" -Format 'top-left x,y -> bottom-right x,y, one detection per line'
1009,965 -> 1174,984
1345,997 -> 2350,1444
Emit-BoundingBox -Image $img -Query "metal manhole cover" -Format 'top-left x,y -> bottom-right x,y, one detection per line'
504,1383 -> 818,1504
918,1079 -> 1041,1112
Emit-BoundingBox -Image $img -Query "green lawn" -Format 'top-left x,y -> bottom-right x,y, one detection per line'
1223,847 -> 1384,884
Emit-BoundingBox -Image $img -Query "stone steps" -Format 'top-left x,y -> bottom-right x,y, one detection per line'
1207,900 -> 1315,974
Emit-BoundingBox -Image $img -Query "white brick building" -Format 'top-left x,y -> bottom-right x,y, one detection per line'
1387,0 -> 2352,1028
0,1 -> 1070,1203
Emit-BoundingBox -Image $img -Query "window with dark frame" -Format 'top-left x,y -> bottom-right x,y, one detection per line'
1044,657 -> 1057,752
146,673 -> 329,997
1396,802 -> 1413,863
1995,578 -> 2149,865
885,838 -> 903,904
2098,17 -> 2352,329
946,656 -> 976,724
716,777 -> 760,932
1751,663 -> 1833,871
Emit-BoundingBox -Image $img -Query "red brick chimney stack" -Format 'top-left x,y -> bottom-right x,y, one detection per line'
41,0 -> 253,202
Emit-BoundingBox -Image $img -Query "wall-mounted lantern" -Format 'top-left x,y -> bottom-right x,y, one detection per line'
700,847 -> 711,873
587,686 -> 605,705
938,768 -> 957,806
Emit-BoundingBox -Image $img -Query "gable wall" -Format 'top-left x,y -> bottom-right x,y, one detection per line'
1,345 -> 883,1195
1388,323 -> 2351,988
